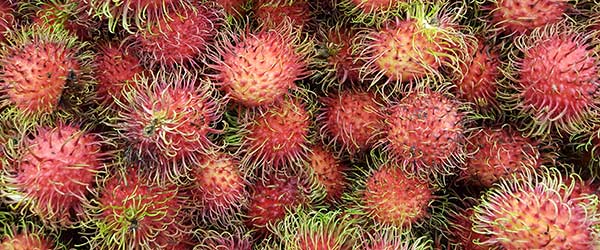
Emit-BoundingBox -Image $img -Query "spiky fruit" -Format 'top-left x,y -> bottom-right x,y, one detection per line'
190,151 -> 248,225
0,24 -> 94,120
452,38 -> 501,115
313,24 -> 365,87
446,199 -> 491,250
472,168 -> 600,249
0,1 -> 14,42
239,95 -> 311,170
113,72 -> 221,181
196,229 -> 253,250
362,229 -> 433,250
29,1 -> 95,41
87,169 -> 191,250
318,89 -> 384,155
459,126 -> 543,188
94,42 -> 144,106
304,145 -> 348,203
244,173 -> 307,235
486,0 -> 569,35
133,2 -> 221,68
272,209 -> 359,250
502,24 -> 600,137
338,0 -> 409,26
212,0 -> 248,17
381,88 -> 467,179
210,23 -> 311,107
253,0 -> 311,28
1,123 -> 104,228
1,232 -> 54,250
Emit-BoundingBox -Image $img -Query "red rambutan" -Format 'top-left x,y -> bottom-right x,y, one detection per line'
486,0 -> 569,35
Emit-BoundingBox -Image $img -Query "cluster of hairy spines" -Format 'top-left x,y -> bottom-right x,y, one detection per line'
313,24 -> 364,87
2,123 -> 104,228
94,42 -> 145,106
459,126 -> 544,188
210,23 -> 311,107
271,208 -> 359,250
501,23 -> 600,138
472,168 -> 600,249
189,151 -> 248,226
87,169 -> 191,250
0,1 -> 14,42
304,144 -> 348,204
486,0 -> 569,35
133,2 -> 222,69
338,0 -> 410,26
253,0 -> 312,29
195,228 -> 253,250
381,88 -> 467,179
27,1 -> 96,41
113,72 -> 221,181
445,198 -> 491,250
361,228 -> 433,250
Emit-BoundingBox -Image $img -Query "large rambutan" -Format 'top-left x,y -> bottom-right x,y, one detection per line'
472,167 -> 600,249
1,123 -> 105,228
112,71 -> 221,182
209,22 -> 311,107
485,0 -> 569,35
501,22 -> 600,138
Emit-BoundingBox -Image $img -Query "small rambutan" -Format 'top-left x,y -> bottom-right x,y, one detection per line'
209,22 -> 311,107
472,167 -> 600,249
445,198 -> 492,250
303,144 -> 349,204
253,0 -> 311,29
485,0 -> 569,35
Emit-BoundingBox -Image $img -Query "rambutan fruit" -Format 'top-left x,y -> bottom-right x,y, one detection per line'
0,215 -> 64,250
209,22 -> 312,107
472,167 -> 600,249
270,208 -> 359,250
85,168 -> 192,250
458,125 -> 546,188
318,89 -> 385,156
0,1 -> 14,43
244,171 -> 308,236
0,24 -> 95,122
211,0 -> 249,18
445,197 -> 491,250
361,228 -> 433,250
237,94 -> 312,171
1,122 -> 106,229
26,0 -> 96,41
337,0 -> 410,27
485,0 -> 569,36
195,228 -> 253,250
357,2 -> 472,93
379,87 -> 468,180
253,0 -> 312,29
189,150 -> 249,226
112,71 -> 222,182
132,2 -> 222,69
303,144 -> 349,204
501,22 -> 600,138
93,41 -> 145,107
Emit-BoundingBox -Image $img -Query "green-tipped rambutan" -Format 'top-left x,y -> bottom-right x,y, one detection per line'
209,22 -> 312,107
501,22 -> 600,138
26,0 -> 96,41
195,228 -> 253,250
472,167 -> 600,249
0,214 -> 65,250
1,122 -> 106,229
484,0 -> 569,36
337,0 -> 410,27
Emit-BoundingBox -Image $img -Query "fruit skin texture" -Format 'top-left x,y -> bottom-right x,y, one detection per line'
254,0 -> 311,28
338,0 -> 409,26
87,169 -> 191,250
1,232 -> 54,250
0,1 -> 14,42
94,42 -> 145,106
487,0 -> 569,35
381,88 -> 467,179
3,123 -> 103,228
134,2 -> 221,68
472,168 -> 600,249
318,89 -> 384,156
305,145 -> 348,203
502,25 -> 599,138
314,24 -> 365,87
210,23 -> 310,107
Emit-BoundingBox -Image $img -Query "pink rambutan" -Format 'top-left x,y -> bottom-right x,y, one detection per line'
486,0 -> 569,35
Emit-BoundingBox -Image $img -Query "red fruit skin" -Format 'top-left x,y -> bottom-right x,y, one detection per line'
0,1 -> 14,42
242,97 -> 311,168
254,0 -> 311,28
32,2 -> 95,41
211,26 -> 309,107
1,233 -> 54,250
319,90 -> 384,155
94,42 -> 144,106
135,2 -> 221,68
211,0 -> 247,16
306,145 -> 348,202
197,230 -> 252,250
448,206 -> 492,250
487,0 -> 568,35
324,27 -> 364,85
11,124 -> 103,227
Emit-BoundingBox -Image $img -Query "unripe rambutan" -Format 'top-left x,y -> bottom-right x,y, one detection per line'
86,168 -> 192,250
303,144 -> 348,204
0,24 -> 95,121
318,89 -> 385,156
270,208 -> 359,250
112,72 -> 221,182
485,0 -> 569,35
133,2 -> 222,69
209,22 -> 311,107
253,0 -> 311,29
189,151 -> 249,226
472,167 -> 600,249
380,88 -> 468,180
1,123 -> 105,228
501,22 -> 600,138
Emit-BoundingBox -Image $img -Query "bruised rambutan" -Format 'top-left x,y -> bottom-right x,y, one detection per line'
253,0 -> 311,29
501,22 -> 600,138
486,0 -> 569,35
112,72 -> 221,182
304,145 -> 348,204
472,167 -> 600,249
2,123 -> 105,228
86,168 -> 192,250
209,22 -> 311,107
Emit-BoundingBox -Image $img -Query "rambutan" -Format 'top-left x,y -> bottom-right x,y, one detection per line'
1,123 -> 105,228
195,228 -> 253,250
303,144 -> 348,204
0,215 -> 62,250
27,0 -> 96,41
0,1 -> 14,43
253,0 -> 311,29
209,22 -> 311,107
212,0 -> 248,18
445,198 -> 492,250
486,0 -> 569,35
472,167 -> 600,249
501,22 -> 600,138
361,228 -> 433,250
337,0 -> 409,26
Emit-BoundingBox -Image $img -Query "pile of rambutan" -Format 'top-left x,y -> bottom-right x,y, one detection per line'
1,0 -> 600,249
